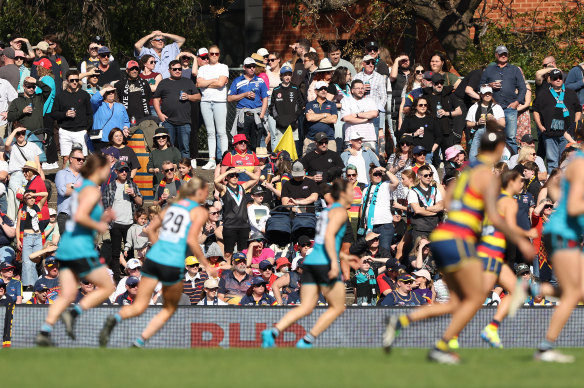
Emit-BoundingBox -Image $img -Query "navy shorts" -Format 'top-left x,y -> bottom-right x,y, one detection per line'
479,254 -> 504,276
430,238 -> 478,273
58,257 -> 105,278
544,233 -> 582,255
141,259 -> 184,286
300,264 -> 342,287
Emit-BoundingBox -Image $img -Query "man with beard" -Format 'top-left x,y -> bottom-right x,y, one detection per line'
218,252 -> 252,304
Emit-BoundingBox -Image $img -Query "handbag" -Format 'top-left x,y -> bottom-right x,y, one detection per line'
90,103 -> 115,140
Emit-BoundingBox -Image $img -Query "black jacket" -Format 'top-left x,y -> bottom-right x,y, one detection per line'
7,80 -> 51,130
269,84 -> 303,130
51,88 -> 93,131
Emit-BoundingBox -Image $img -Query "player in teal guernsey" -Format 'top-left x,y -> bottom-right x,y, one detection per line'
262,179 -> 359,348
99,176 -> 217,348
36,154 -> 116,347
510,139 -> 584,363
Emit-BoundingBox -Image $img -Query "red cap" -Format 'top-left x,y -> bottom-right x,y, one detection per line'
126,60 -> 139,69
233,134 -> 248,144
33,58 -> 52,69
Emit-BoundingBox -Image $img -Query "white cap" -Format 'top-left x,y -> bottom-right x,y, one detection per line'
362,54 -> 375,62
49,208 -> 57,216
349,132 -> 364,141
314,81 -> 328,90
479,85 -> 493,94
196,48 -> 208,56
309,47 -> 316,53
257,48 -> 269,57
243,57 -> 256,66
127,259 -> 142,269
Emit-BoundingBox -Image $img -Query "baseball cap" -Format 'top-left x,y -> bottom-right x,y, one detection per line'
33,58 -> 52,69
45,257 -> 57,268
0,262 -> 15,271
233,134 -> 248,144
248,231 -> 266,242
102,146 -> 120,159
2,47 -> 15,59
258,260 -> 272,271
362,54 -> 375,62
314,81 -> 328,90
197,48 -> 209,57
348,132 -> 364,141
233,252 -> 247,263
126,276 -> 140,287
422,71 -> 434,80
515,263 -> 530,275
251,185 -> 266,195
204,278 -> 219,289
365,232 -> 380,242
291,161 -> 305,178
276,257 -> 291,270
314,132 -> 329,143
278,150 -> 292,162
495,45 -> 508,55
412,269 -> 432,282
398,274 -> 415,283
251,276 -> 267,286
479,85 -> 493,94
549,69 -> 563,79
243,57 -> 256,66
431,73 -> 445,83
32,41 -> 49,51
257,48 -> 269,57
205,242 -> 223,258
114,161 -> 129,171
385,258 -> 402,271
445,144 -> 464,161
49,208 -> 57,216
413,145 -> 426,155
365,41 -> 378,49
34,282 -> 49,293
399,133 -> 414,145
520,134 -> 535,144
280,65 -> 293,74
97,46 -> 111,55
297,235 -> 311,246
126,60 -> 139,69
127,258 -> 142,269
14,50 -> 25,58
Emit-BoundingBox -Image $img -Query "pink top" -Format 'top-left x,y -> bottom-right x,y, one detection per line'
242,247 -> 275,276
258,72 -> 270,90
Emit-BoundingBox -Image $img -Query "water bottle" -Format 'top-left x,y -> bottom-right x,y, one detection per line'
131,116 -> 136,125
179,90 -> 184,100
436,102 -> 442,118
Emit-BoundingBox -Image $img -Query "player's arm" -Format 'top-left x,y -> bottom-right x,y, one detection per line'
501,198 -> 538,239
75,186 -> 111,234
271,273 -> 290,305
566,159 -> 584,217
188,207 -> 218,278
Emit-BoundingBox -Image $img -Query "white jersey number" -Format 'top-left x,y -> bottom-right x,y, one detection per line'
159,207 -> 190,243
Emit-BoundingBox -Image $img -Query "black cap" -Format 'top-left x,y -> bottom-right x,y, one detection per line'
365,41 -> 378,49
314,132 -> 329,142
549,68 -> 563,80
431,73 -> 445,83
153,127 -> 169,138
251,185 -> 266,195
515,263 -> 530,275
520,134 -> 535,144
297,235 -> 311,245
91,35 -> 106,45
114,161 -> 129,171
399,133 -> 414,145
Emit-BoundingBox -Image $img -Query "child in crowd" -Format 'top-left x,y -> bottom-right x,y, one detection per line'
178,157 -> 192,184
43,208 -> 60,247
123,208 -> 150,265
349,257 -> 378,306
248,185 -> 270,234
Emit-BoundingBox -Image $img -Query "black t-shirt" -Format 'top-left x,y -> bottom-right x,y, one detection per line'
399,115 -> 441,151
281,178 -> 318,213
153,77 -> 199,125
97,60 -> 122,87
375,60 -> 390,77
342,218 -> 354,244
0,213 -> 15,246
116,78 -> 153,120
533,86 -> 580,136
454,68 -> 483,109
117,146 -> 141,171
300,150 -> 344,186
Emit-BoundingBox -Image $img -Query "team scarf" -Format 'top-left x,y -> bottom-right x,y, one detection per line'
361,182 -> 382,232
120,77 -> 150,117
549,85 -> 570,118
355,268 -> 376,285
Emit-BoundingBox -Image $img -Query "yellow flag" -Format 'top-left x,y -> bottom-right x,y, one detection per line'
274,125 -> 298,161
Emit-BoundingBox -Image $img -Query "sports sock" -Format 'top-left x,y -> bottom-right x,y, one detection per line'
40,322 -> 53,336
538,339 -> 555,352
70,304 -> 84,318
134,336 -> 146,347
488,319 -> 501,330
435,338 -> 450,352
114,313 -> 123,323
397,315 -> 411,330
302,332 -> 316,344
270,327 -> 280,339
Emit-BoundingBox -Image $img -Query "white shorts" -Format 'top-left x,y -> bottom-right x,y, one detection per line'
59,128 -> 88,156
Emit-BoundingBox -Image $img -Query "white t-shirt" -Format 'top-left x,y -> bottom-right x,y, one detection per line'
465,103 -> 505,122
407,185 -> 443,207
347,150 -> 368,185
247,203 -> 270,234
363,181 -> 393,226
197,63 -> 229,102
0,79 -> 17,126
340,95 -> 378,142
8,141 -> 42,174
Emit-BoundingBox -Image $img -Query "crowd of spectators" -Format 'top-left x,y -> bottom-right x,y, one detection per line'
0,32 -> 582,309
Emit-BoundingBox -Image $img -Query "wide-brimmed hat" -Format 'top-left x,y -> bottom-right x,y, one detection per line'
251,53 -> 266,68
316,58 -> 334,72
22,161 -> 39,174
255,147 -> 269,158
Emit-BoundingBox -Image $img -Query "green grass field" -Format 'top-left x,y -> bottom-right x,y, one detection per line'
3,348 -> 584,387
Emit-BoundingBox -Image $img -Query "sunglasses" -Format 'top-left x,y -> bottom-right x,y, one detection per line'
253,283 -> 266,288
363,60 -> 375,65
433,81 -> 444,85
367,48 -> 378,52
245,65 -> 256,69
227,173 -> 238,179
369,237 -> 379,242
156,136 -> 168,140
187,264 -> 200,268
529,152 -> 536,156
498,52 -> 509,57
118,168 -> 129,173
15,56 -> 25,60
318,141 -> 328,145
105,91 -> 115,95
417,103 -> 427,107
206,288 -> 218,292
128,67 -> 140,71
268,58 -> 277,62
89,46 -> 99,50
262,267 -> 273,272
170,67 -> 182,71
346,173 -> 357,177
128,284 -> 139,288
200,56 -> 209,60
550,77 -> 562,81
421,174 -> 432,178
24,84 -> 35,89
209,52 -> 220,56
71,156 -> 86,162
68,78 -> 79,83
16,131 -> 26,136
148,60 -> 157,64
372,172 -> 383,177
98,53 -> 109,58
210,211 -> 220,215
152,38 -> 165,42
401,280 -> 414,285
164,168 -> 175,173
300,243 -> 311,248
415,70 -> 424,74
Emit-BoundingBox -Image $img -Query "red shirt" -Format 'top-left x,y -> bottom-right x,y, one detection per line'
221,149 -> 259,184
18,175 -> 50,224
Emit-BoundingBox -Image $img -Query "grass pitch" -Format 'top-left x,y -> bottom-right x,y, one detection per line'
3,348 -> 583,387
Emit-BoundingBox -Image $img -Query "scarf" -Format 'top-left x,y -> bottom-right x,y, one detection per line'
549,86 -> 569,118
226,184 -> 244,207
26,207 -> 40,233
120,77 -> 150,117
355,268 -> 376,285
361,182 -> 382,231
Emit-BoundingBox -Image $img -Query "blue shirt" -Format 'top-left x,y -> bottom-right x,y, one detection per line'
55,167 -> 83,215
239,293 -> 277,306
135,42 -> 181,79
565,65 -> 584,105
304,203 -> 346,266
304,99 -> 337,139
36,75 -> 55,116
479,63 -> 527,107
90,92 -> 130,142
228,75 -> 268,109
5,278 -> 22,301
379,290 -> 423,306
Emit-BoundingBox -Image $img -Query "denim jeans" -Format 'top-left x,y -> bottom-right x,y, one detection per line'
200,101 -> 227,160
162,122 -> 191,157
543,135 -> 567,173
503,108 -> 518,153
372,223 -> 395,252
469,127 -> 486,162
21,232 -> 42,287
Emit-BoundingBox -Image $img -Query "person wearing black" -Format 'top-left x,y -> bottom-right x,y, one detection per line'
407,165 -> 444,241
349,231 -> 392,269
397,97 -> 441,157
421,73 -> 462,162
7,77 -> 51,130
214,167 -> 258,264
51,70 -> 93,164
389,53 -> 411,121
364,41 -> 390,77
269,65 -> 303,147
115,61 -> 153,124
95,46 -> 122,87
454,66 -> 483,147
300,132 -> 344,187
290,39 -> 311,88
281,161 -> 319,214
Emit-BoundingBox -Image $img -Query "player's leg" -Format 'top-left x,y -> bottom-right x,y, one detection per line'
261,284 -> 319,348
36,269 -> 79,346
480,264 -> 508,348
535,249 -> 580,363
296,281 -> 346,348
99,276 -> 158,347
135,281 -> 183,347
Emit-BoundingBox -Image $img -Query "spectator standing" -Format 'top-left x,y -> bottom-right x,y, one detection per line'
90,85 -> 130,149
341,80 -> 379,151
197,45 -> 229,169
327,43 -> 356,76
78,42 -> 102,86
290,39 -> 311,88
428,52 -> 460,89
183,256 -> 208,305
54,147 -> 84,234
51,70 -> 93,161
0,207 -> 16,265
358,166 -> 399,251
281,161 -> 319,213
154,160 -> 181,207
565,60 -> 584,105
0,78 -> 17,137
398,97 -> 441,158
139,54 -> 163,96
0,48 -> 20,90
354,55 -> 387,133
218,252 -> 252,304
43,34 -> 69,91
301,132 -> 344,186
248,185 -> 270,234
102,161 -> 143,283
7,76 -> 51,130
82,65 -> 101,96
340,133 -> 380,184
197,278 -> 227,305
304,81 -> 338,153
19,161 -> 50,230
15,49 -> 30,94
268,66 -> 303,148
533,69 -> 581,172
389,54 -> 411,124
95,47 -> 122,87
465,86 -> 506,162
106,128 -> 140,178
364,41 -> 390,77
115,61 -> 153,123
5,126 -> 44,194
228,57 -> 269,151
147,127 -> 182,186
134,31 -> 185,79
153,60 -> 200,157
407,165 -> 444,240
480,46 -> 527,152
299,52 -> 319,99
123,210 -> 149,261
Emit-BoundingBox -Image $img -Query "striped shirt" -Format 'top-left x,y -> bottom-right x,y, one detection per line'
183,272 -> 208,305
